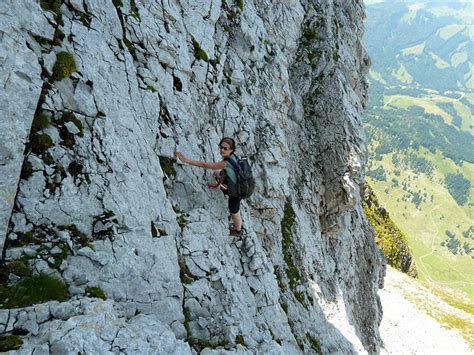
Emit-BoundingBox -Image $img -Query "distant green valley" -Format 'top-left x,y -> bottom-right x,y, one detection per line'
363,0 -> 474,306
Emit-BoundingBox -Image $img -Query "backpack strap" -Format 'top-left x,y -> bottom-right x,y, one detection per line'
224,155 -> 239,173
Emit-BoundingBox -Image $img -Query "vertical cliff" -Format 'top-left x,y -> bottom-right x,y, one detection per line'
0,0 -> 385,353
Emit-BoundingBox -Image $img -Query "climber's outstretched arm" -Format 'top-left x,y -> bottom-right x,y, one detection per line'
176,151 -> 226,170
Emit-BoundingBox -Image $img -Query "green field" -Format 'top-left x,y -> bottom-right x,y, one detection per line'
383,93 -> 473,133
367,150 -> 474,301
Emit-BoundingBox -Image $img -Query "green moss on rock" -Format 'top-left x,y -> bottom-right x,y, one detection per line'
59,225 -> 90,247
179,258 -> 195,284
235,335 -> 246,347
303,27 -> 317,42
130,0 -> 140,20
30,133 -> 54,155
159,156 -> 176,177
65,111 -> 84,137
235,0 -> 244,11
183,306 -> 192,337
0,274 -> 68,309
85,286 -> 107,300
183,301 -> 230,351
51,52 -> 76,81
51,243 -> 69,269
274,267 -> 286,291
307,49 -> 322,63
8,231 -> 37,248
307,333 -> 322,354
20,160 -> 34,180
177,214 -> 187,229
33,34 -> 55,47
123,38 -> 137,58
57,112 -> 84,149
208,57 -> 219,67
294,291 -> 306,304
192,40 -> 209,62
281,202 -> 295,242
281,201 -> 305,304
67,161 -> 83,176
7,260 -> 32,278
53,28 -> 65,45
0,335 -> 23,352
93,211 -> 119,239
40,0 -> 61,12
32,112 -> 51,133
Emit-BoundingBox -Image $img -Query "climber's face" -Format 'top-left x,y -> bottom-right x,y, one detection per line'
219,142 -> 232,158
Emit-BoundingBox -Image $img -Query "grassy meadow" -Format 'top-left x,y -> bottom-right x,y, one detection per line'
367,147 -> 474,302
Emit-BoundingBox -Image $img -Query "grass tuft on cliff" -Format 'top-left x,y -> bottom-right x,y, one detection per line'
0,335 -> 23,352
281,202 -> 306,304
52,52 -> 77,81
364,183 -> 417,277
0,274 -> 68,308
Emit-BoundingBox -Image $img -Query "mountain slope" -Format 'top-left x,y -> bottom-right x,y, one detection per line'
363,0 -> 474,302
365,0 -> 473,93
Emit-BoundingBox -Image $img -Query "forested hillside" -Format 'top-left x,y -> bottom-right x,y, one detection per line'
363,0 -> 474,302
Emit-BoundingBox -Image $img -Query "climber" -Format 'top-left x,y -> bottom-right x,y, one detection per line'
176,137 -> 243,236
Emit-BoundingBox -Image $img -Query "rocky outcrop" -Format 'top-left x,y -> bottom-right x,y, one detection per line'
0,0 -> 384,353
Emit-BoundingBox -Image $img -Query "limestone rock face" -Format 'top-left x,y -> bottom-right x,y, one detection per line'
0,0 -> 384,353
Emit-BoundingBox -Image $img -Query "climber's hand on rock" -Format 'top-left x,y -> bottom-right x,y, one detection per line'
176,151 -> 188,163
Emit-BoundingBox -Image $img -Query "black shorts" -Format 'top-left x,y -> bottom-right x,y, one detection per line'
228,195 -> 241,214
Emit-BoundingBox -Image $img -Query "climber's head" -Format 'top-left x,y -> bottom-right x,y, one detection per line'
219,137 -> 235,158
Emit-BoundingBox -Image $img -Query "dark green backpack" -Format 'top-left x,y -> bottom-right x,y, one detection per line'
224,155 -> 255,199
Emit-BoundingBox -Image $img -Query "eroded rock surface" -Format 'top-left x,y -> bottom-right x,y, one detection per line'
0,0 -> 384,353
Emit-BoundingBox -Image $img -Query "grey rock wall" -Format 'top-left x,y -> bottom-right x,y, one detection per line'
0,0 -> 384,353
